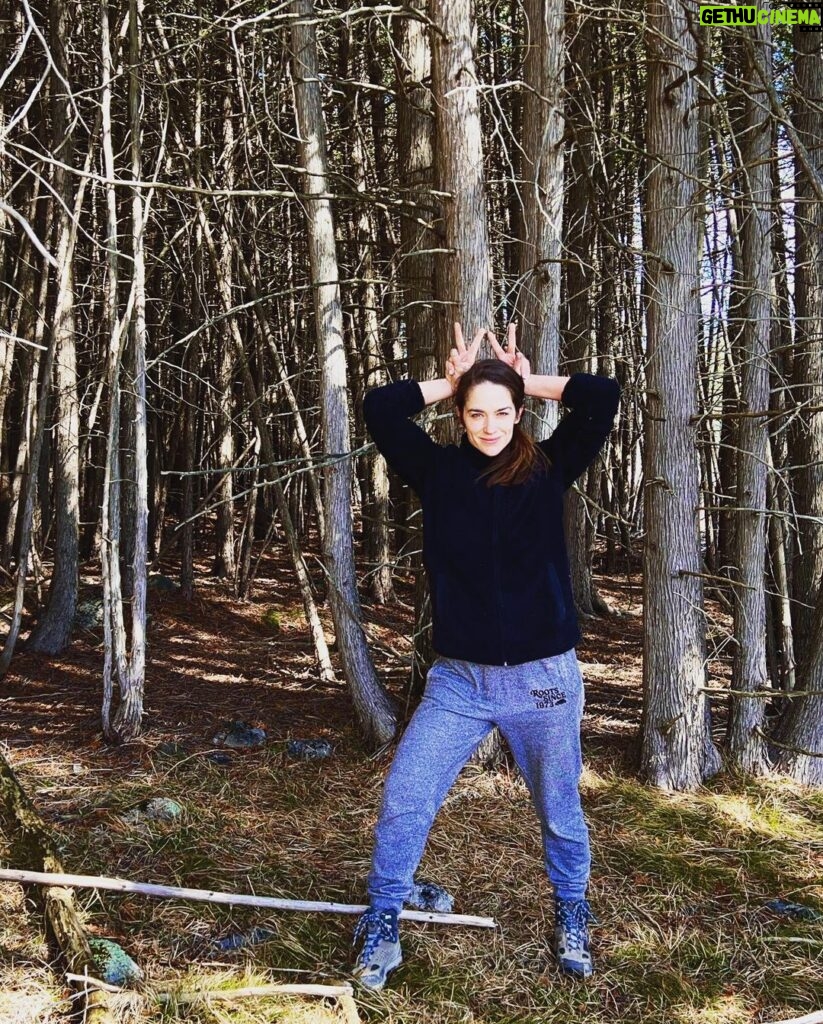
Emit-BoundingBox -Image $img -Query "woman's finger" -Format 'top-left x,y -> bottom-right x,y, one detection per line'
453,322 -> 466,353
488,332 -> 507,360
507,320 -> 518,353
469,327 -> 485,356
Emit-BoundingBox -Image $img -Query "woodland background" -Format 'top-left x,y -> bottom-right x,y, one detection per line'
0,0 -> 822,786
1,2 -> 823,1021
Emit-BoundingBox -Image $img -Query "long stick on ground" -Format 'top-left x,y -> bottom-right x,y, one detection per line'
764,1012 -> 823,1024
156,984 -> 356,1003
0,868 -> 497,928
68,974 -> 362,1023
0,760 -> 114,1024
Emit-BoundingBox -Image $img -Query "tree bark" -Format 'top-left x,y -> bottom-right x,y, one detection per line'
788,24 -> 823,671
561,3 -> 603,616
396,0 -> 439,697
726,24 -> 772,775
773,580 -> 823,786
516,0 -> 563,396
0,753 -> 114,1023
429,0 -> 493,347
640,0 -> 721,790
212,38 -> 237,580
101,0 -> 150,743
290,0 -> 398,748
28,0 -> 80,655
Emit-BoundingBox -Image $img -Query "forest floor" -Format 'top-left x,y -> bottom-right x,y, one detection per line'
1,545 -> 822,1024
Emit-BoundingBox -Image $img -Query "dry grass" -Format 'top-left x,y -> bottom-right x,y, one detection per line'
1,556 -> 822,1023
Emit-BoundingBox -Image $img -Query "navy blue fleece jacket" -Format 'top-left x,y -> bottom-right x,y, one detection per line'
363,373 -> 620,666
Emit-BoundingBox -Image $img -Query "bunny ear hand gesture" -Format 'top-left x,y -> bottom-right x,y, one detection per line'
446,323 -> 485,392
446,321 -> 530,392
488,321 -> 530,384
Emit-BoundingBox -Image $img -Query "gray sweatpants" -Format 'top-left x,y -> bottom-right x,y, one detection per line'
367,649 -> 590,912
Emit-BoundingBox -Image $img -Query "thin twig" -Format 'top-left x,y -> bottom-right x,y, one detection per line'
755,728 -> 823,759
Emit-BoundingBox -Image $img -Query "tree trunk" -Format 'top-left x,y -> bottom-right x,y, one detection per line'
212,44 -> 237,580
726,25 -> 772,775
773,580 -> 823,786
290,0 -> 398,748
28,0 -> 80,655
561,3 -> 602,616
429,0 -> 493,347
0,753 -> 114,1023
396,0 -> 438,698
100,0 -> 148,742
351,57 -> 394,606
639,0 -> 721,790
788,23 -> 823,671
516,0 -> 563,396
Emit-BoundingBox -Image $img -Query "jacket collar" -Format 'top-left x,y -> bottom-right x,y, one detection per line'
459,433 -> 498,469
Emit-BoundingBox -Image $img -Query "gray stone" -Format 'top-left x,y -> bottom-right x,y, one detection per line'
213,720 -> 267,749
89,938 -> 143,987
156,741 -> 188,758
407,879 -> 454,914
121,796 -> 184,824
286,738 -> 333,761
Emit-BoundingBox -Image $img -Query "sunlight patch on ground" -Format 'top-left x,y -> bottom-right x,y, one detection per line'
707,791 -> 823,843
672,993 -> 753,1024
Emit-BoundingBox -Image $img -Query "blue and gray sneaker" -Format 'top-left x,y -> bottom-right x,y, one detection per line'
352,907 -> 402,990
554,897 -> 594,978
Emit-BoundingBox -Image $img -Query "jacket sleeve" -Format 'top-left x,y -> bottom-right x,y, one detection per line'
363,379 -> 439,496
539,373 -> 620,490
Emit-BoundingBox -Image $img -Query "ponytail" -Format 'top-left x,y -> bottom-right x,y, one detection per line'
479,423 -> 549,487
454,360 -> 551,487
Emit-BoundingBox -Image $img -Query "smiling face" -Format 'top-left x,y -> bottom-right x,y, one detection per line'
459,380 -> 523,457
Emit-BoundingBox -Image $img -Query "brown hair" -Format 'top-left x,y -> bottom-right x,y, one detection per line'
453,360 -> 550,487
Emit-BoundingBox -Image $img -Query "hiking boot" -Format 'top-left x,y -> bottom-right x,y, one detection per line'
352,907 -> 402,990
554,897 -> 594,978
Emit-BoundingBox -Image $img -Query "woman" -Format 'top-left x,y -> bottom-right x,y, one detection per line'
353,323 -> 620,989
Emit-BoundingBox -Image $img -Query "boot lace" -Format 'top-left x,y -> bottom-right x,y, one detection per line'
556,898 -> 593,949
353,909 -> 398,962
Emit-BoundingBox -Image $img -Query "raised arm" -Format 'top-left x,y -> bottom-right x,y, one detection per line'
539,373 -> 621,490
363,379 -> 438,496
364,325 -> 485,494
488,322 -> 619,489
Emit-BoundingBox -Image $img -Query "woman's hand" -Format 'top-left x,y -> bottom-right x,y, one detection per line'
489,321 -> 530,384
446,323 -> 485,393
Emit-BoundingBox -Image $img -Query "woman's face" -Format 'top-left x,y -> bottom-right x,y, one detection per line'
459,381 -> 523,457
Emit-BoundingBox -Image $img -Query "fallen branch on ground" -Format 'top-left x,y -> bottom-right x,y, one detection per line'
156,982 -> 355,1002
0,754 -> 114,1024
764,1011 -> 823,1024
0,867 -> 497,928
68,973 -> 361,1023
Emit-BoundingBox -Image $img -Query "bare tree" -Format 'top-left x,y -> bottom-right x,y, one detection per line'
290,0 -> 398,748
516,0 -> 564,397
640,0 -> 721,790
429,0 -> 493,347
773,23 -> 823,786
101,0 -> 151,742
773,581 -> 823,786
726,24 -> 772,775
27,0 -> 80,655
788,23 -> 823,673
